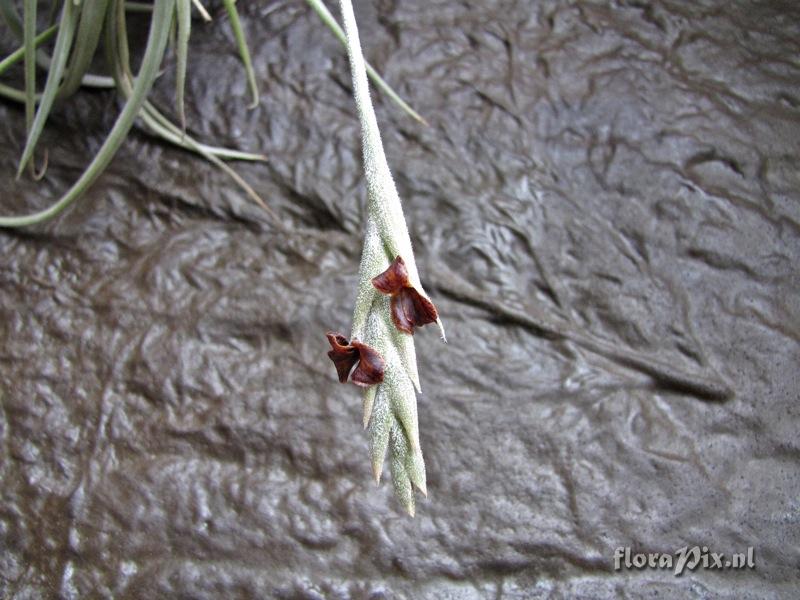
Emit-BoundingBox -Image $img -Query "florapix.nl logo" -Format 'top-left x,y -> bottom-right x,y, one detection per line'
613,546 -> 755,576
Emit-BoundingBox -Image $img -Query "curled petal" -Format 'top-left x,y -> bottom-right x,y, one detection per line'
350,341 -> 385,386
326,332 -> 359,382
372,256 -> 439,335
326,332 -> 385,385
371,256 -> 409,294
391,288 -> 438,334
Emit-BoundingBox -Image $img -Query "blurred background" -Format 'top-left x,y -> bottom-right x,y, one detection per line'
0,0 -> 798,597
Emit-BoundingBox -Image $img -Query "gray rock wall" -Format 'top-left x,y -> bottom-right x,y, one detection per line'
0,1 -> 798,597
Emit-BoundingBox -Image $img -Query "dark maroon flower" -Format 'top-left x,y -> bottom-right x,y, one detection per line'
326,332 -> 385,386
371,256 -> 439,335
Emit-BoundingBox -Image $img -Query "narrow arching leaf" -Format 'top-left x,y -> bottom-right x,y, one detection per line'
106,0 -> 272,218
124,1 -> 154,12
16,0 -> 80,177
143,105 -> 274,216
175,0 -> 191,132
59,0 -> 111,98
1,0 -> 113,88
142,100 -> 266,161
137,101 -> 271,214
22,0 -> 36,143
110,0 -> 130,70
0,0 -> 177,228
22,0 -> 46,179
190,0 -> 211,22
0,82 -> 40,103
222,0 -> 258,108
0,24 -> 58,76
75,72 -> 115,88
305,0 -> 427,125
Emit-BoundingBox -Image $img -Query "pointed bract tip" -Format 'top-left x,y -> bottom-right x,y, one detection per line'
436,318 -> 447,343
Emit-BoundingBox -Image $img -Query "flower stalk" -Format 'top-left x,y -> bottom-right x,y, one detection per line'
333,0 -> 444,516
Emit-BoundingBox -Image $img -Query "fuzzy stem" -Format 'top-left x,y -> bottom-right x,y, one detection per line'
338,0 -> 418,285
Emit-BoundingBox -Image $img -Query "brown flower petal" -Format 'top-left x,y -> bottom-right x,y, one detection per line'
326,332 -> 359,383
349,341 -> 385,387
371,256 -> 439,335
371,255 -> 409,295
326,332 -> 385,386
391,288 -> 439,335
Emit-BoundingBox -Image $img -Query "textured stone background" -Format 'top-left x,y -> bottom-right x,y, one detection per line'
1,0 -> 798,597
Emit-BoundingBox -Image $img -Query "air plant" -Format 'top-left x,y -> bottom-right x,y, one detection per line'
326,0 -> 445,516
1,0 -> 440,515
0,0 -> 424,227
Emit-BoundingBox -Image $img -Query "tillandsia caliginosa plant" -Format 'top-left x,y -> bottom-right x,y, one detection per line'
326,0 -> 445,516
0,0 -> 423,227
